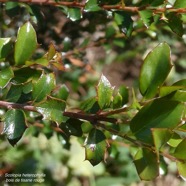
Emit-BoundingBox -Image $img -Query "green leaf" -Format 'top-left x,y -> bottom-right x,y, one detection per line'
112,92 -> 122,109
0,38 -> 12,60
139,43 -> 172,99
60,118 -> 83,137
152,128 -> 173,158
32,73 -> 56,102
52,84 -> 69,101
173,79 -> 186,86
97,74 -> 114,109
14,22 -> 37,65
67,7 -> 82,21
47,43 -> 56,60
35,97 -> 66,124
84,128 -> 108,166
174,0 -> 186,8
160,86 -> 186,97
84,0 -> 101,12
0,67 -> 14,88
139,10 -> 153,28
177,162 -> 186,180
130,98 -> 184,144
12,67 -> 42,84
173,138 -> 186,160
6,84 -> 22,102
133,148 -> 159,180
119,85 -> 129,105
2,109 -> 27,146
114,11 -> 133,37
167,13 -> 183,37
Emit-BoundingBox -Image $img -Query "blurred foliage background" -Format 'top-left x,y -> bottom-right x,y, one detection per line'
0,0 -> 186,185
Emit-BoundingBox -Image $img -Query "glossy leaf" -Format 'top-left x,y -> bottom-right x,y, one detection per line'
67,7 -> 82,21
114,11 -> 133,37
159,86 -> 185,97
133,148 -> 159,180
177,162 -> 186,180
32,73 -> 56,102
60,118 -> 83,137
84,0 -> 101,12
130,98 -> 184,144
139,10 -> 153,28
0,67 -> 14,88
84,128 -> 108,166
173,138 -> 186,160
167,13 -> 183,37
14,22 -> 37,65
6,84 -> 22,102
2,109 -> 27,146
0,38 -> 12,60
152,128 -> 173,158
97,74 -> 114,109
139,43 -> 172,99
174,0 -> 186,8
52,84 -> 69,101
36,97 -> 66,124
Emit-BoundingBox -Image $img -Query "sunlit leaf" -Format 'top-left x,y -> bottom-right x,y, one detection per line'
84,128 -> 108,166
67,7 -> 82,21
177,162 -> 186,180
130,98 -> 184,144
173,138 -> 186,160
174,0 -> 186,8
36,97 -> 66,124
32,73 -> 56,102
14,22 -> 37,65
139,43 -> 172,99
139,10 -> 153,28
134,148 -> 159,180
0,67 -> 14,88
2,109 -> 27,146
84,0 -> 101,12
97,74 -> 114,109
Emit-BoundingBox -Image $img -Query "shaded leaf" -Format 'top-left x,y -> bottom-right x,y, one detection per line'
0,38 -> 12,60
14,22 -> 37,65
84,128 -> 108,166
6,84 -> 22,102
139,43 -> 172,99
130,98 -> 184,144
32,73 -> 56,102
52,84 -> 69,101
85,0 -> 101,12
112,92 -> 122,109
167,13 -> 183,37
119,85 -> 129,105
97,74 -> 114,109
0,67 -> 14,88
47,43 -> 56,60
2,109 -> 27,146
36,97 -> 66,124
60,118 -> 83,137
177,162 -> 186,180
114,11 -> 133,37
139,10 -> 153,28
134,148 -> 159,180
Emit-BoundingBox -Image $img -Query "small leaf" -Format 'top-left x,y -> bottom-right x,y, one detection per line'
177,162 -> 186,180
152,128 -> 173,158
139,43 -> 172,99
0,67 -> 14,88
134,148 -> 159,180
67,7 -> 82,21
14,22 -> 37,66
32,73 -> 56,102
130,98 -> 184,144
84,128 -> 108,166
84,0 -> 101,12
112,92 -> 122,109
167,13 -> 183,37
119,85 -> 129,105
97,74 -> 114,109
35,97 -> 66,124
174,0 -> 186,8
0,38 -> 12,60
47,43 -> 56,60
173,138 -> 186,160
60,118 -> 83,137
139,10 -> 153,28
6,84 -> 22,102
114,11 -> 133,37
52,84 -> 69,101
2,109 -> 27,146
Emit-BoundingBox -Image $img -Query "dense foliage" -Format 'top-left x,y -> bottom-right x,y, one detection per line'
0,0 -> 186,185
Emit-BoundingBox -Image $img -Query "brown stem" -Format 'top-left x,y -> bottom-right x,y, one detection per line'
0,0 -> 186,14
